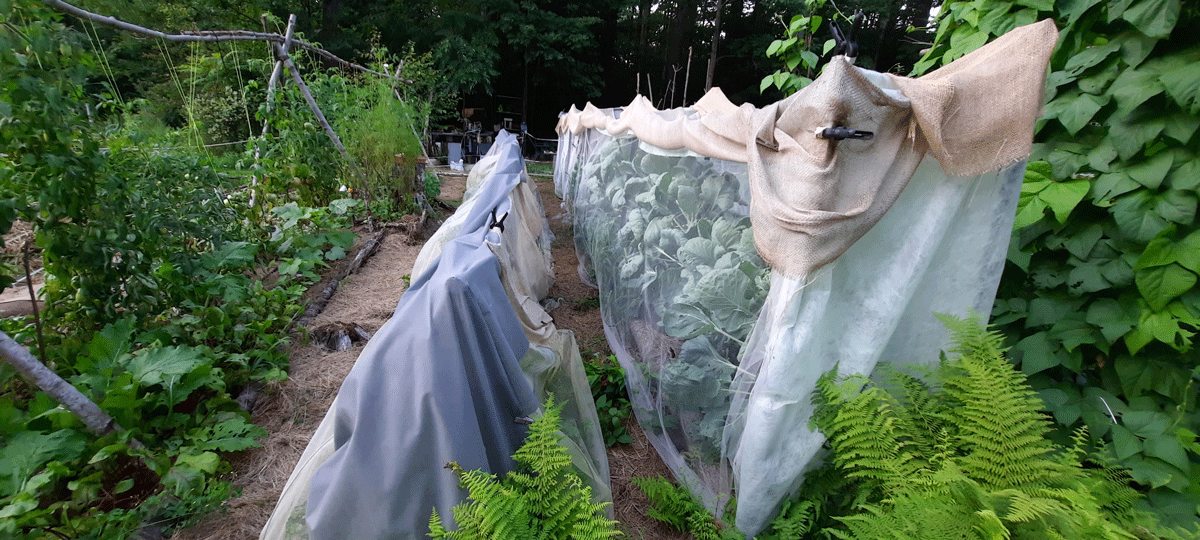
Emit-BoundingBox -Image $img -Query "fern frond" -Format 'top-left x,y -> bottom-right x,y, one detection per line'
814,372 -> 927,492
633,475 -> 725,539
936,314 -> 1064,489
430,398 -> 619,540
429,508 -> 450,539
795,315 -> 1155,540
885,367 -> 947,470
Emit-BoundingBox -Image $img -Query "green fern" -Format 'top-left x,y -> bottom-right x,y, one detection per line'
632,475 -> 738,540
428,398 -> 620,540
761,313 -> 1176,540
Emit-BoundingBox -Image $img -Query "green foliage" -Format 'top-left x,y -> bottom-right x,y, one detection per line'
0,317 -> 266,538
913,0 -> 1200,524
252,45 -> 439,216
754,314 -> 1182,539
632,475 -> 741,540
584,354 -> 632,446
0,0 -> 103,289
760,0 -> 833,94
253,67 -> 352,209
339,47 -> 426,215
0,3 -> 378,535
428,398 -> 620,540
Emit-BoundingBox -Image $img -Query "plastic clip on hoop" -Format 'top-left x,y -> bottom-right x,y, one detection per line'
489,208 -> 509,234
828,10 -> 864,60
815,126 -> 875,141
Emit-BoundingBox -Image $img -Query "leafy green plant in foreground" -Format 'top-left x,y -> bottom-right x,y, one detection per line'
633,475 -> 738,540
754,314 -> 1186,539
913,0 -> 1200,524
584,354 -> 632,446
428,398 -> 619,539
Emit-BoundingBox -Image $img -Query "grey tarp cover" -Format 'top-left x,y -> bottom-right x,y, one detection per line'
305,131 -> 542,540
260,132 -> 609,540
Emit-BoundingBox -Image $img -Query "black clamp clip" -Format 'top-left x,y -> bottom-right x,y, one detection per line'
816,126 -> 874,141
489,208 -> 509,234
829,10 -> 864,60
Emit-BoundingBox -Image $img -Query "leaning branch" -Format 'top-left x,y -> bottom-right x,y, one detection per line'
0,332 -> 143,449
41,0 -> 412,83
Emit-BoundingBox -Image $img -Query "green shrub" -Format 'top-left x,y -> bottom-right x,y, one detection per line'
913,0 -> 1200,526
755,314 -> 1184,539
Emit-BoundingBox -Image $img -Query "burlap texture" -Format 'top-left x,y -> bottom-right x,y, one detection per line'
557,20 -> 1058,277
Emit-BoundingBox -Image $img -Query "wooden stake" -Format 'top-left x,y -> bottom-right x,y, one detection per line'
683,46 -> 693,107
705,0 -> 725,92
275,42 -> 350,161
252,14 -> 296,210
21,241 -> 45,362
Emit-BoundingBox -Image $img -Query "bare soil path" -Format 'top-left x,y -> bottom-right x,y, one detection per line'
172,170 -> 687,540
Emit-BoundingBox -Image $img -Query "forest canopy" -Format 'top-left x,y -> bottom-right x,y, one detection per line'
66,0 -> 939,134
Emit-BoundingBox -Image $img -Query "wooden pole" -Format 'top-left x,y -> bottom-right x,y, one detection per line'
40,0 -> 409,83
0,332 -> 141,448
252,14 -> 296,210
21,241 -> 45,362
263,14 -> 297,129
683,46 -> 693,107
274,42 -> 350,161
705,0 -> 725,92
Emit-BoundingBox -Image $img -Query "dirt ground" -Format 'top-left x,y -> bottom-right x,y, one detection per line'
0,220 -> 44,318
171,168 -> 689,540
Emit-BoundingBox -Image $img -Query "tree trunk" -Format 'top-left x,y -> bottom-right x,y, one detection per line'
705,0 -> 724,92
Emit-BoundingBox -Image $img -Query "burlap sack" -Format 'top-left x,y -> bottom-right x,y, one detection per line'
560,19 -> 1058,277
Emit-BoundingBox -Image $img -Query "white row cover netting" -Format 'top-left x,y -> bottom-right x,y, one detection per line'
556,21 -> 1057,536
261,131 -> 609,540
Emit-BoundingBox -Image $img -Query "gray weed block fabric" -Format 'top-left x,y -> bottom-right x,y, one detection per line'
306,132 -> 540,540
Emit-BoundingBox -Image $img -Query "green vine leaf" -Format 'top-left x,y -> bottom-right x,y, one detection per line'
1156,48 -> 1200,114
1108,114 -> 1166,160
1047,91 -> 1109,134
1167,155 -> 1200,189
1134,227 -> 1200,272
1144,434 -> 1191,472
1063,42 -> 1120,76
1161,115 -> 1200,145
1015,0 -> 1054,11
1121,0 -> 1181,39
1109,66 -> 1165,117
1112,424 -> 1143,460
1086,298 -> 1139,342
1112,190 -> 1170,243
1135,263 -> 1197,312
1090,172 -> 1141,205
1125,307 -> 1195,353
1013,331 -> 1064,374
1116,30 -> 1159,66
1125,151 -> 1174,189
1040,179 -> 1091,222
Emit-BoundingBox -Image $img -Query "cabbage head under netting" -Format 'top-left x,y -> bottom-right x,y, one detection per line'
572,133 -> 769,502
556,20 -> 1058,536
